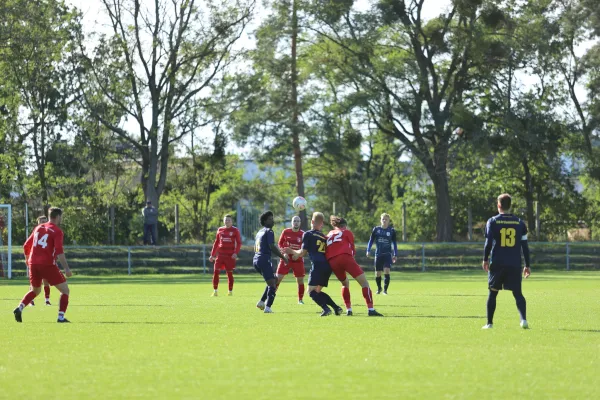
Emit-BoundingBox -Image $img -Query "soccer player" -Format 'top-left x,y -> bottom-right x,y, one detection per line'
482,194 -> 531,330
284,212 -> 343,316
209,214 -> 241,296
14,207 -> 73,323
276,216 -> 306,304
254,211 -> 288,313
326,215 -> 383,317
366,213 -> 397,295
28,215 -> 53,306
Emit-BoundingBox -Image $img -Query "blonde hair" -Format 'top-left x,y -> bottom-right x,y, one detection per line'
380,213 -> 390,220
37,216 -> 48,224
312,212 -> 324,224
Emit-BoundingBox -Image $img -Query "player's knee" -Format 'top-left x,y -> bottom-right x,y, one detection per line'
32,286 -> 42,295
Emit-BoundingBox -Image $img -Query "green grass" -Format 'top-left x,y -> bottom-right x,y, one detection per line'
1,271 -> 599,400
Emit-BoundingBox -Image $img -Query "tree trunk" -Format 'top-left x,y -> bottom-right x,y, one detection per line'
290,0 -> 307,230
430,144 -> 453,242
522,157 -> 536,237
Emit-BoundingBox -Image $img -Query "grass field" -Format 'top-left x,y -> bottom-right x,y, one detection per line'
1,271 -> 599,400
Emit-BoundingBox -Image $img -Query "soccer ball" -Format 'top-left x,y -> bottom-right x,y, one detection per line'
292,196 -> 307,212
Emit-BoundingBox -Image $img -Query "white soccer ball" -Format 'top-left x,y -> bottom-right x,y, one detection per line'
292,196 -> 307,211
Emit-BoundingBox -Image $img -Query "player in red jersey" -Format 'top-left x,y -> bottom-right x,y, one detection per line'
209,214 -> 241,296
275,216 -> 306,304
326,215 -> 383,317
13,207 -> 73,323
28,215 -> 52,307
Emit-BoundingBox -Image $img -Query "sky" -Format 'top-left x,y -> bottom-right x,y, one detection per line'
64,0 -> 593,159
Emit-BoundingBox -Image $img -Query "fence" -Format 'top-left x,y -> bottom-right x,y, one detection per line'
4,242 -> 599,278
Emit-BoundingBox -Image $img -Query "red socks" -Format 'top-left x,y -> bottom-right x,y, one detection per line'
362,287 -> 374,309
298,284 -> 305,301
44,284 -> 50,300
341,287 -> 351,309
226,271 -> 234,291
59,294 -> 69,313
212,270 -> 219,290
21,290 -> 37,308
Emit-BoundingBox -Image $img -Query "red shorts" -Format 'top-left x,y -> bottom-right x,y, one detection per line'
29,264 -> 66,287
328,254 -> 364,281
214,256 -> 236,271
276,260 -> 305,278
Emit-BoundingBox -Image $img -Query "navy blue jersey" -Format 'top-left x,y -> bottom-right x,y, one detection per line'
484,214 -> 530,268
367,226 -> 397,256
254,227 -> 274,261
301,229 -> 328,264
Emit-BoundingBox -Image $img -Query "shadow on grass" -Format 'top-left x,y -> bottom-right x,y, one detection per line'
558,329 -> 600,333
41,321 -> 206,325
384,315 -> 483,319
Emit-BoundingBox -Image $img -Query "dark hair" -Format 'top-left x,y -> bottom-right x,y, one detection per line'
330,215 -> 347,228
37,216 -> 48,224
49,207 -> 63,219
497,193 -> 512,211
224,214 -> 233,219
260,211 -> 274,227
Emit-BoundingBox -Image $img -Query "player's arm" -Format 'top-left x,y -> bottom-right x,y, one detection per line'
232,228 -> 241,259
521,223 -> 531,278
482,219 -> 493,272
55,232 -> 72,277
391,229 -> 398,262
23,231 -> 34,259
209,230 -> 219,262
268,230 -> 288,263
366,228 -> 375,257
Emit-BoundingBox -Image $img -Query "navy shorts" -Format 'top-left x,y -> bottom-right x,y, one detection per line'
375,254 -> 393,271
308,261 -> 332,288
253,259 -> 275,282
488,264 -> 522,291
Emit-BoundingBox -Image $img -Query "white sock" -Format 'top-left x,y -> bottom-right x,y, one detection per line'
347,307 -> 352,312
264,306 -> 271,311
58,312 -> 65,321
45,298 -> 50,302
19,303 -> 25,311
368,308 -> 374,311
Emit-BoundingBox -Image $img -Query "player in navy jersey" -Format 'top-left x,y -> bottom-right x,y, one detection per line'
254,211 -> 288,313
482,194 -> 531,330
284,212 -> 343,317
366,213 -> 397,294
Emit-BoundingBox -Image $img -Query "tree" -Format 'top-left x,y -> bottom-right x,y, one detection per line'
306,0 -> 513,241
76,0 -> 253,208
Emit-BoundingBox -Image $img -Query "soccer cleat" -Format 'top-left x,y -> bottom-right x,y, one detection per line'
346,310 -> 353,316
520,320 -> 529,329
383,291 -> 388,295
57,318 -> 71,323
29,300 -> 35,307
227,291 -> 233,296
482,324 -> 493,329
376,289 -> 382,295
13,307 -> 22,323
46,301 -> 52,306
320,309 -> 332,317
263,307 -> 274,313
256,301 -> 266,310
368,309 -> 384,317
298,300 -> 304,305
334,307 -> 344,316
211,291 -> 218,297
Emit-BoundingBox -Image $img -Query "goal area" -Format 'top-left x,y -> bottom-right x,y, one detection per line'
0,204 -> 12,279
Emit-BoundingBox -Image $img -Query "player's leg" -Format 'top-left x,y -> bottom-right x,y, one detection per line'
254,261 -> 268,310
353,273 -> 383,316
483,265 -> 503,329
383,266 -> 391,295
226,261 -> 235,295
212,260 -> 222,296
264,277 -> 278,313
375,257 -> 383,294
43,279 -> 51,305
507,268 -> 528,328
292,263 -> 306,304
15,265 -> 43,322
55,282 -> 71,323
143,224 -> 150,245
307,285 -> 330,315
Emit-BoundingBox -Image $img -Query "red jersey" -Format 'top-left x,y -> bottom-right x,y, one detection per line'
210,226 -> 242,257
23,222 -> 64,266
325,228 -> 355,260
278,228 -> 304,263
